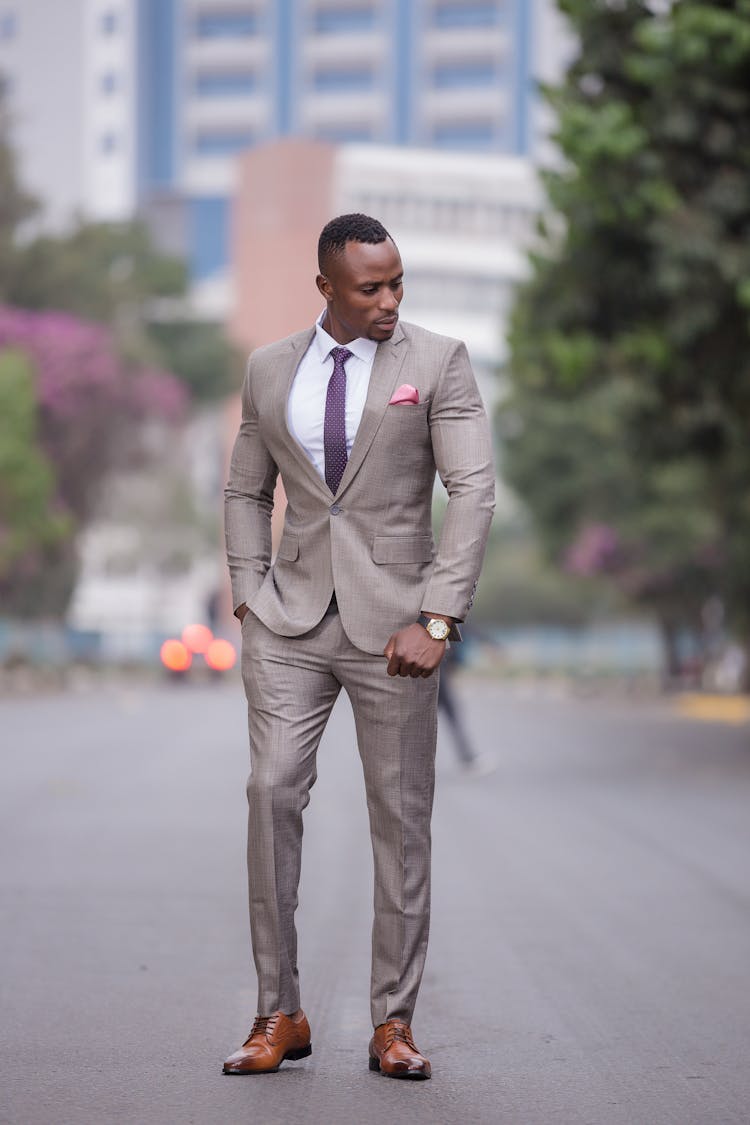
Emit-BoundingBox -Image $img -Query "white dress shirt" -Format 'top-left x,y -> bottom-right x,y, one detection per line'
288,311 -> 378,480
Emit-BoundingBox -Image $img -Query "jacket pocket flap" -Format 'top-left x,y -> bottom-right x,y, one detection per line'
372,535 -> 433,564
276,535 -> 299,561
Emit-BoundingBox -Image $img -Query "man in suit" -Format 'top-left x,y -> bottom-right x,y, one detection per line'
223,214 -> 495,1080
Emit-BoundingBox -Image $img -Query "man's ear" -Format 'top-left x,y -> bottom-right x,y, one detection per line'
316,273 -> 332,301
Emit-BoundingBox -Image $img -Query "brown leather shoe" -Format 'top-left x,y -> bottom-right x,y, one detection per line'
368,1018 -> 431,1080
223,1009 -> 312,1075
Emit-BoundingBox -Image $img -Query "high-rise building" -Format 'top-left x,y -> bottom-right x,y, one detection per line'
0,0 -> 136,229
2,0 -> 569,306
137,0 -> 538,300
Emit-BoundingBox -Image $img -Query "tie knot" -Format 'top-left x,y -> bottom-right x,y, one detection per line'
330,347 -> 353,367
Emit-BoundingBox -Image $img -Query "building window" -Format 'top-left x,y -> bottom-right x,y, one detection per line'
194,11 -> 257,38
313,7 -> 377,34
194,71 -> 257,97
99,131 -> 119,154
194,130 -> 254,155
0,11 -> 16,39
188,197 -> 229,280
315,123 -> 374,142
433,2 -> 501,29
407,271 -> 508,313
433,62 -> 498,88
313,67 -> 375,93
100,9 -> 119,35
432,120 -> 495,148
100,71 -> 119,95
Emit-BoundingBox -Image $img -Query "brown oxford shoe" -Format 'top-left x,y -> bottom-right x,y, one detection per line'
368,1018 -> 431,1080
223,1009 -> 312,1075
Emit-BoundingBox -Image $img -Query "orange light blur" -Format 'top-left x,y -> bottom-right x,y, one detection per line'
205,639 -> 237,672
160,639 -> 192,672
182,623 -> 214,653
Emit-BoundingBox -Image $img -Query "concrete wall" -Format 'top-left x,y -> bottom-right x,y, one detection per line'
229,138 -> 336,353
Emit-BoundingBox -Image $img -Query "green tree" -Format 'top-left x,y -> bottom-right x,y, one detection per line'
501,0 -> 750,670
0,306 -> 188,617
147,318 -> 240,400
0,94 -> 228,618
6,219 -> 187,325
0,97 -> 39,297
0,351 -> 72,616
0,95 -> 236,401
4,219 -> 237,401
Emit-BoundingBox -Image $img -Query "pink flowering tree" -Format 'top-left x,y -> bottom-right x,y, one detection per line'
564,507 -> 721,681
0,306 -> 188,617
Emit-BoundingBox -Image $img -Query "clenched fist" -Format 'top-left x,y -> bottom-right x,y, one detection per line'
383,623 -> 447,678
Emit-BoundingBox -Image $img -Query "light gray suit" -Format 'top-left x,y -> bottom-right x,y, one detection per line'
225,319 -> 494,1025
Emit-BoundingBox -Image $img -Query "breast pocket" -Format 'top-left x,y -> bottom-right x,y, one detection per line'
377,401 -> 431,463
383,401 -> 430,426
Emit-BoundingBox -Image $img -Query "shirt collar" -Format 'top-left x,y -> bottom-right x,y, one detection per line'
314,310 -> 378,365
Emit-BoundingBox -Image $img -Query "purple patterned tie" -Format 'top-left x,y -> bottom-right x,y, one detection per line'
324,346 -> 352,494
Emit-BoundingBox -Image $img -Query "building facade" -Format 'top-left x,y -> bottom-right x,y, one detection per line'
1,0 -> 569,313
138,0 -> 538,296
0,0 -> 137,228
230,138 -> 543,402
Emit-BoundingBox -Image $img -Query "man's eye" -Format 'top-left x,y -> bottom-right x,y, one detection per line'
362,287 -> 377,294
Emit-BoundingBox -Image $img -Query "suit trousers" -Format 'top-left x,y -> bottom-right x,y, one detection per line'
240,606 -> 438,1028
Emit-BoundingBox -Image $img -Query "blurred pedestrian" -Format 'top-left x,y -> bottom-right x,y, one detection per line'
438,641 -> 496,775
223,214 -> 494,1080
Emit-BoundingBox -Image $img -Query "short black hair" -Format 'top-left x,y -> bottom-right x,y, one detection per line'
318,213 -> 392,273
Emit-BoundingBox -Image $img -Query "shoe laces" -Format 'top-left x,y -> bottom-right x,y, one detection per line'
245,1012 -> 279,1043
385,1022 -> 417,1051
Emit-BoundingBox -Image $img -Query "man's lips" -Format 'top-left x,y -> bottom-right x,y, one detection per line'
375,315 -> 398,326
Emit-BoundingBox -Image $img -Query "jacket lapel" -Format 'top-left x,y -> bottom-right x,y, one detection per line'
336,322 -> 408,498
275,322 -> 409,501
275,328 -> 334,501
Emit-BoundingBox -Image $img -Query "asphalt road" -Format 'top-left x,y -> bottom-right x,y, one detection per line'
1,675 -> 749,1125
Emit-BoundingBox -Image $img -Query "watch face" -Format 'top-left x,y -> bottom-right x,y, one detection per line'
426,619 -> 450,641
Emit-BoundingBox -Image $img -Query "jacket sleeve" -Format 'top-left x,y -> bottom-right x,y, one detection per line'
421,340 -> 496,621
224,356 -> 279,612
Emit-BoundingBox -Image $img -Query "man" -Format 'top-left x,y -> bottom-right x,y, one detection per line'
223,214 -> 495,1080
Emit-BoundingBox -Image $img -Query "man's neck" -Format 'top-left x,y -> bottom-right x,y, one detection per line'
321,311 -> 356,345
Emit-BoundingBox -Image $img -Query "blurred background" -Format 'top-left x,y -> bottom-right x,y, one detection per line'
1,0 -> 748,702
2,5 -> 750,1122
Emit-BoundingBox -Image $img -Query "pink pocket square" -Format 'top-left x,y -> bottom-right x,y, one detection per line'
389,383 -> 419,405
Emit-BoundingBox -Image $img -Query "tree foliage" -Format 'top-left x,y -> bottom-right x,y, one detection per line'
500,0 -> 750,658
7,219 -> 187,323
0,97 -> 236,401
0,350 -> 72,614
1,218 -> 237,401
0,306 -> 188,616
0,94 -> 236,617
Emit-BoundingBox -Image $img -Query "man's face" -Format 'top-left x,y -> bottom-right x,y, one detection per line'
317,237 -> 404,343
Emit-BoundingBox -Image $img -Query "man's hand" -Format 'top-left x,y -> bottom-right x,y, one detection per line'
383,623 -> 447,678
235,603 -> 249,623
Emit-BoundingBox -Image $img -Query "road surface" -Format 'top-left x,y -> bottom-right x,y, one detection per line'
1,676 -> 749,1124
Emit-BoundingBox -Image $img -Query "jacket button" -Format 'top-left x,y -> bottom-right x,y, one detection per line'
330,503 -> 342,515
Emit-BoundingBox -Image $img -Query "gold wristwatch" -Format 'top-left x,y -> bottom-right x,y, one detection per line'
417,614 -> 451,642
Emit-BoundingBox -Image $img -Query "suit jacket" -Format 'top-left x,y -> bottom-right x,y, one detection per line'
224,319 -> 495,655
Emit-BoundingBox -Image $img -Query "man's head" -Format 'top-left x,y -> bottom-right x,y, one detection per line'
316,213 -> 403,343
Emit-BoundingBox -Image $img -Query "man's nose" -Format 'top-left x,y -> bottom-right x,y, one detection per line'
380,290 -> 399,311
